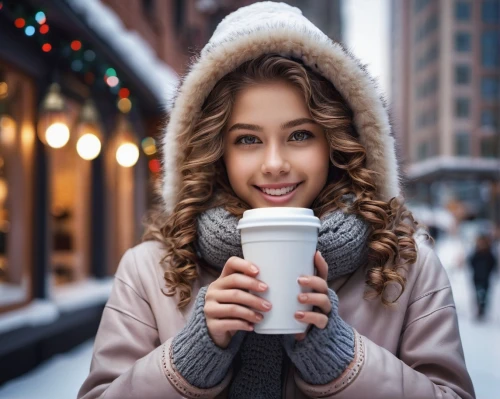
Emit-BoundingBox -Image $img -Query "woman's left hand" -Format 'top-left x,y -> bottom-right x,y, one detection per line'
294,250 -> 332,341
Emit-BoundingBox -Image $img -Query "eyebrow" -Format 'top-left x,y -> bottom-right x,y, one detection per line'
227,118 -> 316,133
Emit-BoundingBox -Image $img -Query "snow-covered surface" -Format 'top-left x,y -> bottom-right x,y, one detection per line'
65,0 -> 179,107
0,339 -> 94,399
406,156 -> 500,179
0,282 -> 27,307
0,300 -> 59,335
51,277 -> 114,312
0,278 -> 113,334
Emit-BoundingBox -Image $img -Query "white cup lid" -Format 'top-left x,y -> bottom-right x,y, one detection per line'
237,207 -> 321,229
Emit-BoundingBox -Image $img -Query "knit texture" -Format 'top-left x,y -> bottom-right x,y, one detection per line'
196,203 -> 370,280
283,289 -> 355,385
319,209 -> 370,281
228,333 -> 284,399
171,286 -> 246,388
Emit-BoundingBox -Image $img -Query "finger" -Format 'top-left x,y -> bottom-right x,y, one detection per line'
208,319 -> 254,332
295,311 -> 329,330
218,273 -> 268,292
294,332 -> 307,341
221,256 -> 259,278
314,251 -> 328,281
205,303 -> 264,324
213,289 -> 272,312
297,293 -> 332,314
297,275 -> 328,294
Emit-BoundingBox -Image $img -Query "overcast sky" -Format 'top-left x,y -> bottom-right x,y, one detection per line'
343,0 -> 391,98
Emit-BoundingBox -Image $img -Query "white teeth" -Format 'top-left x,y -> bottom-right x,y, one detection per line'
261,185 -> 297,196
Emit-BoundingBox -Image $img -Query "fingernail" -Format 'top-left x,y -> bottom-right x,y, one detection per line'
259,283 -> 268,291
295,312 -> 305,319
250,265 -> 259,273
262,301 -> 272,309
298,277 -> 310,284
256,314 -> 263,321
299,294 -> 308,301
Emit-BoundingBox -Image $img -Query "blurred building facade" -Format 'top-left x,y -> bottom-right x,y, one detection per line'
391,0 -> 500,225
0,0 -> 188,383
0,0 -> 342,384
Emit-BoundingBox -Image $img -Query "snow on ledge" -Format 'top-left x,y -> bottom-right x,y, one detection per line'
65,0 -> 179,108
406,156 -> 500,179
0,278 -> 114,334
51,277 -> 114,312
0,300 -> 59,335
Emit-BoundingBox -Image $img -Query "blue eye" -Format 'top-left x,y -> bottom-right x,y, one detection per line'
290,131 -> 312,141
236,135 -> 260,145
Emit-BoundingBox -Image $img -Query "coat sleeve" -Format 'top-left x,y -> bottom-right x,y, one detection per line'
294,245 -> 476,399
77,249 -> 231,399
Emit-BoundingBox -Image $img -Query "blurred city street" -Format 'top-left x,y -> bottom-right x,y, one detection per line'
0,247 -> 499,399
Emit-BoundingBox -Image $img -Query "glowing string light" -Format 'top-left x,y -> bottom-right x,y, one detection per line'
15,18 -> 25,28
25,26 -> 35,36
35,11 -> 46,24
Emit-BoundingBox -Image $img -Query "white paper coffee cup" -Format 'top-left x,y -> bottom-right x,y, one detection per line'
237,207 -> 321,334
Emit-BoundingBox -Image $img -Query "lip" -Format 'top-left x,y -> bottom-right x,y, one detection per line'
254,183 -> 302,205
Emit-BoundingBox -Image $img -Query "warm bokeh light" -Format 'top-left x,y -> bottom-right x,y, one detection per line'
0,177 -> 7,207
117,98 -> 132,113
45,122 -> 70,148
148,159 -> 161,173
141,136 -> 157,155
14,18 -> 25,28
71,40 -> 82,51
42,43 -> 52,52
0,115 -> 16,147
106,76 -> 119,87
118,88 -> 130,98
77,133 -> 101,160
116,142 -> 139,167
0,81 -> 7,99
40,24 -> 49,34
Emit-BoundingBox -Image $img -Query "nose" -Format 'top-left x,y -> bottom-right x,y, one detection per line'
260,144 -> 290,175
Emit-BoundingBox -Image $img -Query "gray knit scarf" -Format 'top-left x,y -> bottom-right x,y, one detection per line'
195,202 -> 370,398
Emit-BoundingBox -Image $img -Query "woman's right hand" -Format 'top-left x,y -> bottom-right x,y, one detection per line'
204,256 -> 272,348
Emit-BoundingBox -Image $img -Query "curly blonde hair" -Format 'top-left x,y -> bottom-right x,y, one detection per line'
143,54 -> 421,309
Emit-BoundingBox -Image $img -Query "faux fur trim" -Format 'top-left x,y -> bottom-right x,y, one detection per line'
160,1 -> 400,214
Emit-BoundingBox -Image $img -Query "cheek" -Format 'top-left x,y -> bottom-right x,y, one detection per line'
302,147 -> 330,182
224,152 -> 249,192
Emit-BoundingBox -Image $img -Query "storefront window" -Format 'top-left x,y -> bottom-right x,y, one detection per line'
48,98 -> 92,286
0,62 -> 36,310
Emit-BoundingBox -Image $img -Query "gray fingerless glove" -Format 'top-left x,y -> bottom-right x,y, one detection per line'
283,288 -> 355,385
171,286 -> 246,388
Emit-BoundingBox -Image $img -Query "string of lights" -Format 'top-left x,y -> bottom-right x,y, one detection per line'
0,0 -> 161,173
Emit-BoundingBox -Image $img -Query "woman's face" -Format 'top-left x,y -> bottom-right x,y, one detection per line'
223,81 -> 330,209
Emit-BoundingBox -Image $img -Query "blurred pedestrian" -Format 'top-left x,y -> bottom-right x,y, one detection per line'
78,2 -> 474,398
469,234 -> 498,319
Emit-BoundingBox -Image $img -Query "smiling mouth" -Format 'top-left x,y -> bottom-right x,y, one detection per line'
254,183 -> 302,197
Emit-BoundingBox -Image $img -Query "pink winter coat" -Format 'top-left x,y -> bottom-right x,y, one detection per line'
78,239 -> 475,399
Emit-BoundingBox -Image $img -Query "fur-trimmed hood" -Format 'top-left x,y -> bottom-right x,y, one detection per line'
160,1 -> 400,215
